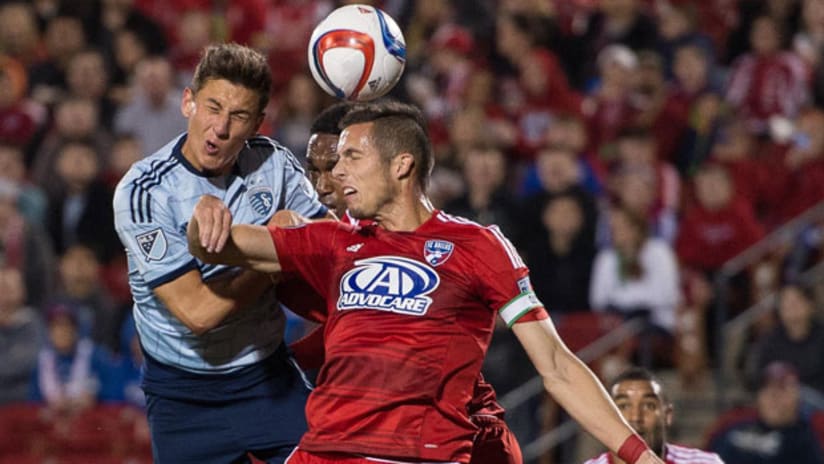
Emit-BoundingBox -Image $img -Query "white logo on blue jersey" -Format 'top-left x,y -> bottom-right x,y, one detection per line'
423,239 -> 454,266
337,256 -> 440,316
248,187 -> 274,216
135,228 -> 168,262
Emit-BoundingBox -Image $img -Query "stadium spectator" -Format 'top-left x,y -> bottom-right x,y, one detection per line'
64,48 -> 117,130
675,163 -> 765,275
750,283 -> 824,397
30,96 -> 111,187
523,191 -> 596,315
0,178 -> 55,308
707,361 -> 824,463
725,15 -> 810,135
0,54 -> 39,148
0,266 -> 43,405
114,56 -> 186,153
28,15 -> 87,107
0,143 -> 46,226
763,107 -> 824,225
583,45 -> 639,158
30,303 -> 112,414
54,244 -> 122,355
590,204 -> 681,367
46,140 -> 120,262
445,143 -> 520,239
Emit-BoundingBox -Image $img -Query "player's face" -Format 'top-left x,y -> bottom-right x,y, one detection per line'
306,132 -> 343,213
333,122 -> 395,219
611,379 -> 671,456
180,78 -> 263,176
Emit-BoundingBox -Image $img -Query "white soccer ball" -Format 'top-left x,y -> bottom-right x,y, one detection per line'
307,4 -> 406,101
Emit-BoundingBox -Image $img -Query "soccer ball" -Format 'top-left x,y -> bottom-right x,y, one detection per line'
308,4 -> 406,101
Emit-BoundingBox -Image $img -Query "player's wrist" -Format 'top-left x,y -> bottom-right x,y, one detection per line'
617,433 -> 651,464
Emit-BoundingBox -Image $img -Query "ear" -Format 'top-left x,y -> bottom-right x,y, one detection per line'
664,403 -> 674,428
181,88 -> 196,118
392,152 -> 415,181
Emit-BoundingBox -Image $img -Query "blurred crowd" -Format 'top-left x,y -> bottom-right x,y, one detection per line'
1,0 -> 824,462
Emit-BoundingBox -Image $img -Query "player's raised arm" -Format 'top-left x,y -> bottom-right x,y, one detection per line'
512,319 -> 663,464
187,195 -> 282,273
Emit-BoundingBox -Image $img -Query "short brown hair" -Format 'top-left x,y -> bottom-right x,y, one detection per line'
191,43 -> 272,113
340,99 -> 433,191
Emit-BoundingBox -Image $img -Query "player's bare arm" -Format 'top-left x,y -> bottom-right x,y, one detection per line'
512,319 -> 665,464
145,195 -> 275,335
187,195 -> 283,274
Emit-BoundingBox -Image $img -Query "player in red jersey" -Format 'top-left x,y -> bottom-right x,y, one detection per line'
285,101 -> 522,464
187,99 -> 663,464
583,368 -> 723,464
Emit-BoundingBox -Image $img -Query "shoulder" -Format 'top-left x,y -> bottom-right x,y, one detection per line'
244,135 -> 294,160
665,443 -> 724,464
434,211 -> 525,268
240,135 -> 305,173
114,151 -> 181,201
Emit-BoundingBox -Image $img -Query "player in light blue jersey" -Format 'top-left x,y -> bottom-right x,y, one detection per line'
113,43 -> 329,464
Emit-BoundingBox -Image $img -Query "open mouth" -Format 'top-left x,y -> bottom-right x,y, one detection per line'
205,140 -> 219,155
342,187 -> 357,197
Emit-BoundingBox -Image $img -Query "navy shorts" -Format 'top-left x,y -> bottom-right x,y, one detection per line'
142,345 -> 310,464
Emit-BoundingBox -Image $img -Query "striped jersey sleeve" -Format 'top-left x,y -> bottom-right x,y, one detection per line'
113,155 -> 197,289
469,221 -> 547,327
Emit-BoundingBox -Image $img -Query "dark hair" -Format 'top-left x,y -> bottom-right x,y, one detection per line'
610,367 -> 668,402
191,43 -> 272,114
339,99 -> 433,191
310,101 -> 355,135
616,126 -> 654,142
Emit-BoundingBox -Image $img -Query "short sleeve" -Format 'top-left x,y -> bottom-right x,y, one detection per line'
113,181 -> 197,288
268,221 -> 349,300
474,226 -> 547,327
279,148 -> 328,219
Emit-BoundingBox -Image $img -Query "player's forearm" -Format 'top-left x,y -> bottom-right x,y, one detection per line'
156,268 -> 274,335
513,320 -> 642,456
188,219 -> 282,274
541,348 -> 638,454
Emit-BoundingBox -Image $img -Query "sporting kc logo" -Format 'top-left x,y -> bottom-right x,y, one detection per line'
248,187 -> 274,216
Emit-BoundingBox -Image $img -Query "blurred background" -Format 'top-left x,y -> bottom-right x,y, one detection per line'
0,0 -> 823,463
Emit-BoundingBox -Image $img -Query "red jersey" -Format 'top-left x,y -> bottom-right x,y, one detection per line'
269,211 -> 546,463
584,443 -> 724,464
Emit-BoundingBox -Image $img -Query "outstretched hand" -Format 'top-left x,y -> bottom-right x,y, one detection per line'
191,195 -> 232,253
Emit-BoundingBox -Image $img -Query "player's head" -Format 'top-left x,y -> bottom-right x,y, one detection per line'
306,101 -> 353,214
609,367 -> 672,457
180,43 -> 271,176
333,99 -> 433,219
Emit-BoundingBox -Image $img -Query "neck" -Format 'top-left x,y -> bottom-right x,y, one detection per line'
374,193 -> 434,232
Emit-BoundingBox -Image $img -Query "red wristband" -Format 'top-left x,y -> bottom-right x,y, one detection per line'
617,433 -> 649,464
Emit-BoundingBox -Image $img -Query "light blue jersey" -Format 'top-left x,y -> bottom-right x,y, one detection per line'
113,134 -> 326,374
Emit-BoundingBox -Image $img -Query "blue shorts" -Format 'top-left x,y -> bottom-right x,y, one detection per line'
142,344 -> 310,464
